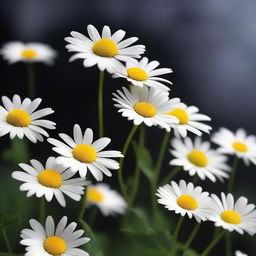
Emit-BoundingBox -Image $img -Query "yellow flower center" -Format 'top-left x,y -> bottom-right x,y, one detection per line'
43,236 -> 67,255
232,142 -> 248,152
127,67 -> 148,81
87,187 -> 104,202
187,150 -> 208,167
166,108 -> 189,125
221,210 -> 241,224
92,39 -> 118,57
177,194 -> 198,210
72,144 -> 97,163
134,102 -> 156,118
21,49 -> 37,59
38,169 -> 62,188
6,109 -> 31,127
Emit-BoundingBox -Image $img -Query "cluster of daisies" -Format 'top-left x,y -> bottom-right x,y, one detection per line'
1,24 -> 256,255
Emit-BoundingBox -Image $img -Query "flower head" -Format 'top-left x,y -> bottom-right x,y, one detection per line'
1,41 -> 56,64
235,251 -> 248,256
0,95 -> 55,143
65,24 -> 145,73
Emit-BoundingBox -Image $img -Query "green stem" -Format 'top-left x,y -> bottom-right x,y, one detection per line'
98,71 -> 104,138
173,216 -> 184,242
27,63 -> 35,98
161,166 -> 182,186
200,230 -> 224,256
88,207 -> 98,226
225,232 -> 232,256
118,125 -> 139,199
39,197 -> 46,223
78,195 -> 87,221
129,125 -> 145,206
227,157 -> 239,193
184,222 -> 201,249
1,228 -> 13,256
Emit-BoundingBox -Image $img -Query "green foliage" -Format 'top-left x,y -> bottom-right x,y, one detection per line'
0,214 -> 21,230
183,249 -> 200,256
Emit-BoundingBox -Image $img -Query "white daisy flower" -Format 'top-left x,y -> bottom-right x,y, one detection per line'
156,180 -> 212,223
112,57 -> 172,91
0,95 -> 55,143
210,193 -> 256,235
86,183 -> 127,216
65,24 -> 145,73
235,251 -> 248,256
47,124 -> 123,181
1,41 -> 56,64
112,86 -> 180,131
12,157 -> 88,207
165,103 -> 211,138
212,128 -> 256,166
169,137 -> 230,182
20,216 -> 90,256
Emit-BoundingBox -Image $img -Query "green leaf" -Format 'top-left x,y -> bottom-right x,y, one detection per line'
0,214 -> 21,229
183,249 -> 199,256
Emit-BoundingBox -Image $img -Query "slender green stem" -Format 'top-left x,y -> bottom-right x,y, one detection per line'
184,222 -> 201,249
98,71 -> 104,138
227,157 -> 239,193
129,125 -> 145,206
118,125 -> 139,199
27,63 -> 35,98
200,230 -> 224,256
225,232 -> 232,256
161,166 -> 182,186
88,207 -> 98,226
78,196 -> 87,221
173,216 -> 184,241
1,228 -> 13,256
39,197 -> 46,223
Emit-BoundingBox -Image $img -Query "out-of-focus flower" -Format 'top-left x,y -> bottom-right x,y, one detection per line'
235,251 -> 248,256
20,216 -> 90,256
0,95 -> 55,143
65,24 -> 145,73
212,128 -> 256,165
1,41 -> 56,64
48,124 -> 123,181
12,157 -> 88,207
169,137 -> 230,182
156,180 -> 212,223
112,57 -> 172,91
86,183 -> 127,216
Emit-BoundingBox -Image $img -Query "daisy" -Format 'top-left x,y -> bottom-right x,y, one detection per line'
0,95 -> 55,143
12,157 -> 88,207
112,86 -> 180,130
112,57 -> 172,91
210,193 -> 256,235
1,41 -> 56,64
235,251 -> 248,256
65,24 -> 145,73
47,124 -> 123,181
20,216 -> 90,256
212,128 -> 256,166
86,183 -> 127,216
156,180 -> 212,222
165,102 -> 211,138
169,137 -> 230,182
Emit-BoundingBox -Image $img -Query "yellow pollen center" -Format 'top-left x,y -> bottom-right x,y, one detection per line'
87,187 -> 104,202
6,109 -> 31,127
43,236 -> 66,255
127,67 -> 148,81
166,108 -> 189,125
72,144 -> 97,163
221,210 -> 241,224
177,195 -> 198,210
38,170 -> 62,188
187,150 -> 208,167
232,142 -> 248,152
92,39 -> 118,57
134,102 -> 156,118
21,49 -> 37,59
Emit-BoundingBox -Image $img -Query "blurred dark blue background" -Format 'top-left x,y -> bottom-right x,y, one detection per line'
1,0 -> 256,254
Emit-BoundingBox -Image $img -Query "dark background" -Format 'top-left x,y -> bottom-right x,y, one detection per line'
0,0 -> 256,255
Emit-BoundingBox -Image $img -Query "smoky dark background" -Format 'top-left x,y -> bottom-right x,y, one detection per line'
0,0 -> 256,255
